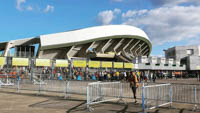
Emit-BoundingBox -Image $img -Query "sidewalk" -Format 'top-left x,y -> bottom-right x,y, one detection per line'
0,90 -> 199,113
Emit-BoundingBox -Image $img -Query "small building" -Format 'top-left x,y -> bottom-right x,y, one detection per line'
164,45 -> 200,71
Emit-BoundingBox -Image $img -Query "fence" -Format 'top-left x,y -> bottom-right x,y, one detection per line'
86,81 -> 122,111
0,74 -> 14,86
171,83 -> 200,111
0,79 -> 199,111
141,83 -> 172,112
66,80 -> 89,95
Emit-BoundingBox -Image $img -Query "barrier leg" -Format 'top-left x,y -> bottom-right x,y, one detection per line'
87,86 -> 93,112
193,86 -> 198,111
64,81 -> 70,99
117,82 -> 126,104
0,80 -> 2,88
169,85 -> 173,108
17,80 -> 20,93
140,83 -> 146,113
37,74 -> 41,96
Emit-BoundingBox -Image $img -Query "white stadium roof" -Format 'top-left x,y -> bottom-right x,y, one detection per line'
40,25 -> 151,50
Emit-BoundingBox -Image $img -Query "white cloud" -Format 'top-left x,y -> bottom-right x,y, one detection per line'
97,10 -> 114,25
122,9 -> 147,18
16,0 -> 26,11
97,8 -> 121,25
149,0 -> 200,7
122,6 -> 200,45
16,0 -> 55,13
26,6 -> 33,11
44,5 -> 54,13
114,8 -> 121,14
111,0 -> 124,2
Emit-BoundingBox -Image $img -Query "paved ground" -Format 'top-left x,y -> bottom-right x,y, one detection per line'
0,78 -> 200,113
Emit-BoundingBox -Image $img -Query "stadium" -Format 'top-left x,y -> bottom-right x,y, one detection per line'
0,24 -> 199,113
0,25 -> 152,62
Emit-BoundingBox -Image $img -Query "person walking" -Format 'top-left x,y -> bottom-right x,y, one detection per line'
129,71 -> 139,103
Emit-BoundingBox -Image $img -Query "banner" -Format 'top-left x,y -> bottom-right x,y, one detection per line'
88,61 -> 100,68
12,58 -> 29,66
114,62 -> 123,68
73,60 -> 87,67
124,63 -> 134,69
0,57 -> 5,66
56,60 -> 68,67
36,59 -> 51,67
102,61 -> 112,68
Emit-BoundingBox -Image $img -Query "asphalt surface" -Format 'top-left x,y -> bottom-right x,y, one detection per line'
0,78 -> 200,113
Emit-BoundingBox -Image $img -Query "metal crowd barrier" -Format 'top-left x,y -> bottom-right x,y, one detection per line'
0,74 -> 15,87
121,82 -> 143,99
0,79 -> 199,111
141,83 -> 172,112
171,83 -> 199,111
66,80 -> 91,95
86,81 -> 122,111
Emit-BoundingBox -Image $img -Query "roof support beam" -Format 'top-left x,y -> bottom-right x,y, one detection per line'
144,51 -> 150,56
96,40 -> 109,53
101,39 -> 112,53
4,42 -> 13,57
143,49 -> 149,56
86,41 -> 96,53
121,39 -> 134,61
139,45 -> 148,56
130,40 -> 141,56
66,46 -> 75,59
134,42 -> 145,56
123,39 -> 134,51
113,39 -> 124,53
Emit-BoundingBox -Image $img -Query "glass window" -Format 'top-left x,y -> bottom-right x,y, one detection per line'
186,49 -> 194,55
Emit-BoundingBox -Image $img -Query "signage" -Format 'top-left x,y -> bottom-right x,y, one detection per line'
114,62 -> 123,68
56,60 -> 68,67
36,59 -> 51,67
102,61 -> 112,68
73,60 -> 87,67
124,63 -> 134,69
88,61 -> 100,68
0,57 -> 5,66
12,58 -> 29,66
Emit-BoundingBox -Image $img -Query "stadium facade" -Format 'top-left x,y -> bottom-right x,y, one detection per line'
0,25 -> 152,62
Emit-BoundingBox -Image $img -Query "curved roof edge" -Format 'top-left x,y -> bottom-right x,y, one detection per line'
40,25 -> 151,49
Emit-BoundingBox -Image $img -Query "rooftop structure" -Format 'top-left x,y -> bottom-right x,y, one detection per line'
164,45 -> 200,61
164,45 -> 200,70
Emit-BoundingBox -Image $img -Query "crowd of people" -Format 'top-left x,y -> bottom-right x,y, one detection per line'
0,66 -> 195,82
71,69 -> 172,83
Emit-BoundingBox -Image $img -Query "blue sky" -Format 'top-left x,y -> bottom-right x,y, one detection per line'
1,0 -> 200,56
